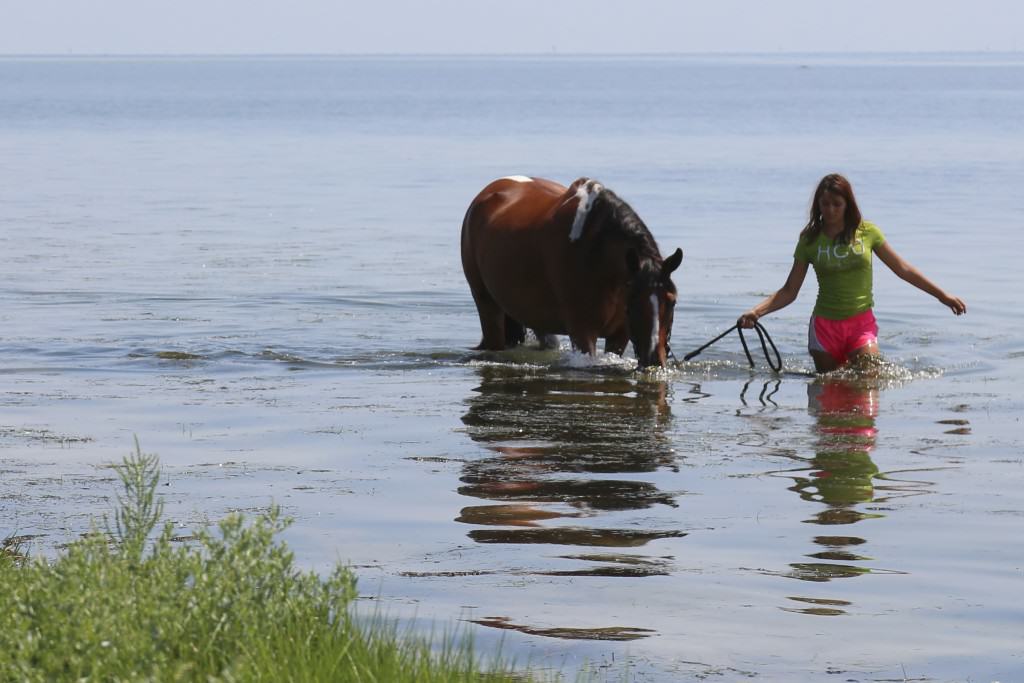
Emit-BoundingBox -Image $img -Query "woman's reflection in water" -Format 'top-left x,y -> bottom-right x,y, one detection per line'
782,378 -> 886,608
794,379 -> 881,525
458,365 -> 684,574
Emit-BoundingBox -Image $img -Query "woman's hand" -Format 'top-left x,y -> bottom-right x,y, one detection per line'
737,311 -> 759,329
940,293 -> 967,315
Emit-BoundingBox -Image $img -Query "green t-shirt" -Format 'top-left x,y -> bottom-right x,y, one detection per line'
793,221 -> 886,320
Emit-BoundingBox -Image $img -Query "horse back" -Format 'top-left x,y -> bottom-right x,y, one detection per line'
466,177 -> 566,229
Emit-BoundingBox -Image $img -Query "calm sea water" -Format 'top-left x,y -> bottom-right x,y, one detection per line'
1,54 -> 1023,681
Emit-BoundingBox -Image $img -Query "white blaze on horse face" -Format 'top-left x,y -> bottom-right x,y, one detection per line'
502,175 -> 533,183
569,180 -> 603,242
649,293 -> 660,356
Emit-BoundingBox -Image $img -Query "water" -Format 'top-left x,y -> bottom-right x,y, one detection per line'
1,54 -> 1023,681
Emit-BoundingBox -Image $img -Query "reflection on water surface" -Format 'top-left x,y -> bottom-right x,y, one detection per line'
457,366 -> 685,633
469,616 -> 656,642
795,379 -> 882,521
776,378 -> 932,612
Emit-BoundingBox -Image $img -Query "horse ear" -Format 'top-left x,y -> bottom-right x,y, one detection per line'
626,249 -> 640,276
662,248 -> 683,276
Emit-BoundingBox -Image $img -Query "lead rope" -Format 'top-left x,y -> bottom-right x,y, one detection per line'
682,322 -> 782,372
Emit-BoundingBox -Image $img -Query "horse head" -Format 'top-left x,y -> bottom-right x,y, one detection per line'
626,247 -> 683,369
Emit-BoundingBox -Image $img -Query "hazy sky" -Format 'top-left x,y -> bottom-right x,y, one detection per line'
1,0 -> 1021,55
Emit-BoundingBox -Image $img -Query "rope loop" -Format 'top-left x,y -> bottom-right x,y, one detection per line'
683,322 -> 782,372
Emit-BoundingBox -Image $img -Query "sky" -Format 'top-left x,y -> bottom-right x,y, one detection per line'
0,0 -> 1021,55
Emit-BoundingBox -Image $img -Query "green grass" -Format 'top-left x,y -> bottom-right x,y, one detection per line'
0,440 -> 536,682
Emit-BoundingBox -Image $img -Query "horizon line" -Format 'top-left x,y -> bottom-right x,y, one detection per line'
1,49 -> 1022,59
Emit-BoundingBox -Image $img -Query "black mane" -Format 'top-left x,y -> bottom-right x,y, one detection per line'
592,187 -> 662,265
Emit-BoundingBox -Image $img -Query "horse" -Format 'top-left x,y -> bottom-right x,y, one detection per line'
460,176 -> 683,368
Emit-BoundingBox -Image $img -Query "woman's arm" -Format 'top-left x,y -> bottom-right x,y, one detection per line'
874,241 -> 967,315
738,259 -> 809,328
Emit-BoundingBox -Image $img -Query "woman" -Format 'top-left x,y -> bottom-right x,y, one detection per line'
738,174 -> 966,373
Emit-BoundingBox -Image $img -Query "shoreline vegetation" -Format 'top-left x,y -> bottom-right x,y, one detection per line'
0,441 -> 541,682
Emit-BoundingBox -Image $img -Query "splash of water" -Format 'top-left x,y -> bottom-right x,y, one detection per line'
826,354 -> 943,388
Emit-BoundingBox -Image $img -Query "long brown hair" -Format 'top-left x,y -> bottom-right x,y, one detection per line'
800,173 -> 863,245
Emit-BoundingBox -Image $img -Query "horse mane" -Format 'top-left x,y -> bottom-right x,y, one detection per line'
590,185 -> 662,266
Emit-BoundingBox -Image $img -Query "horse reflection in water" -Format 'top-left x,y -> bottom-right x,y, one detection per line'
459,365 -> 683,576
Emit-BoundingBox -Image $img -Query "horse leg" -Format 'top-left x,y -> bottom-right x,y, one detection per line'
476,308 -> 508,350
535,332 -> 559,350
604,328 -> 629,356
505,316 -> 526,347
467,287 -> 508,351
462,250 -> 509,350
569,332 -> 598,356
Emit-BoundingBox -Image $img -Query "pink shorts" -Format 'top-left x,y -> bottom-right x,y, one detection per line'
808,309 -> 878,365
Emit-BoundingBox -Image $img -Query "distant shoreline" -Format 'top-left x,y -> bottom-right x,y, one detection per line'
1,50 -> 1022,60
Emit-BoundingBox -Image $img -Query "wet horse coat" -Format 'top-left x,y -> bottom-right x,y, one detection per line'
461,176 -> 683,367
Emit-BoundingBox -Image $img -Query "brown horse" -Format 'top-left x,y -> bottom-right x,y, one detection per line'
461,176 -> 683,368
